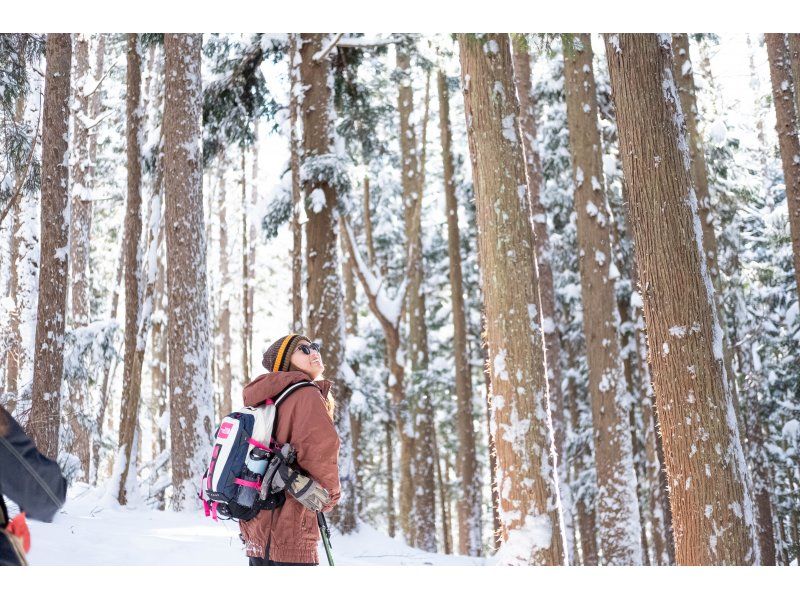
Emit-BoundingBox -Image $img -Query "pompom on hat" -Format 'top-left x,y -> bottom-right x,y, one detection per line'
262,333 -> 311,372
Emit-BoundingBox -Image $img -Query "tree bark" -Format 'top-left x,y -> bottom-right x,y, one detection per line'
27,33 -> 72,460
116,34 -> 144,505
459,33 -> 565,565
510,37 -> 574,560
563,33 -> 643,565
164,33 -> 214,509
788,34 -> 800,120
765,34 -> 800,300
300,33 -> 355,534
65,34 -> 93,479
479,311 -> 502,552
604,33 -> 759,565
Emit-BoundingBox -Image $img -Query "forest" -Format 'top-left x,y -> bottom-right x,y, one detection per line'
0,32 -> 798,567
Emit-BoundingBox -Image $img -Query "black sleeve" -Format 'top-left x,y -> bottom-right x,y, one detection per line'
0,407 -> 67,522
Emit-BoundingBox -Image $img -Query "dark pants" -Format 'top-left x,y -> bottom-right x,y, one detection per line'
248,542 -> 316,566
248,555 -> 316,566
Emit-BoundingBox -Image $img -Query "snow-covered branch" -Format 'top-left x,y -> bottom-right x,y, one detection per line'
340,217 -> 407,329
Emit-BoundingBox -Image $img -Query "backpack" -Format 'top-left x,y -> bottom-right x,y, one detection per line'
199,380 -> 315,522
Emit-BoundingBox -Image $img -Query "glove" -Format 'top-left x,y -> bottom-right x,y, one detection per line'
260,444 -> 330,512
7,513 -> 31,553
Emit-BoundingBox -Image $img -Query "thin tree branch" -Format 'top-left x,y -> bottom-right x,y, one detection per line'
313,33 -> 344,62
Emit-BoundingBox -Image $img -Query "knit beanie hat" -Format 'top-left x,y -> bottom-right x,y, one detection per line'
262,333 -> 311,372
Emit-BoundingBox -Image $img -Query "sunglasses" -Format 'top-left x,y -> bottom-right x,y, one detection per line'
295,342 -> 321,355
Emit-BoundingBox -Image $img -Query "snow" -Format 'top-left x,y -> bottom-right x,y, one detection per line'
501,114 -> 517,144
669,325 -> 687,338
308,188 -> 326,213
708,118 -> 728,146
491,514 -> 553,565
493,349 -> 509,381
25,486 -> 484,565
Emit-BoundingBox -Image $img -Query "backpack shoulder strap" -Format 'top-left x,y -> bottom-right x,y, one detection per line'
273,381 -> 316,409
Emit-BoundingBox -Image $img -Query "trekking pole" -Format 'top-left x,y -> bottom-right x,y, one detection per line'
316,511 -> 335,566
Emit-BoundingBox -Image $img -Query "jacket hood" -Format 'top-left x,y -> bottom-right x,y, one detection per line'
243,370 -> 333,408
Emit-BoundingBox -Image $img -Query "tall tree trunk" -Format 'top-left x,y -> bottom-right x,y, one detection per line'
765,34 -> 800,300
217,161 -> 232,416
339,222 -> 362,519
566,359 -> 600,566
633,298 -> 674,565
384,418 -> 396,537
459,33 -> 565,565
116,34 -> 144,505
437,69 -> 482,557
563,33 -> 643,565
433,426 -> 452,554
4,38 -> 29,407
788,34 -> 800,120
399,62 -> 436,552
27,33 -> 72,460
150,223 -> 168,509
511,36 -> 574,561
66,34 -> 93,480
241,141 -> 256,384
164,33 -> 213,510
605,33 -> 759,565
289,34 -> 304,333
240,148 -> 250,384
671,34 -> 721,280
299,33 -> 355,534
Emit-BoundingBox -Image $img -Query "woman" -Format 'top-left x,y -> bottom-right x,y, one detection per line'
0,406 -> 67,565
239,333 -> 341,566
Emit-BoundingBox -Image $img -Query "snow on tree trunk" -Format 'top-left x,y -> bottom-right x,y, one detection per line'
765,34 -> 800,301
299,33 -> 356,534
458,33 -> 565,566
511,35 -> 575,563
163,33 -> 213,510
437,69 -> 482,557
66,34 -> 93,480
479,309 -> 503,552
604,33 -> 759,565
27,33 -> 72,460
116,34 -> 144,506
562,33 -> 643,565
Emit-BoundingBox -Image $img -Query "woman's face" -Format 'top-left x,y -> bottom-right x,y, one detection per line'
289,341 -> 325,380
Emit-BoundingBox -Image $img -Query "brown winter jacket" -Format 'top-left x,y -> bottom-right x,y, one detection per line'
238,371 -> 340,563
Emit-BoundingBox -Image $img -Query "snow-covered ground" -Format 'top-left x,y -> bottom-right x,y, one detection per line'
24,485 -> 486,566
